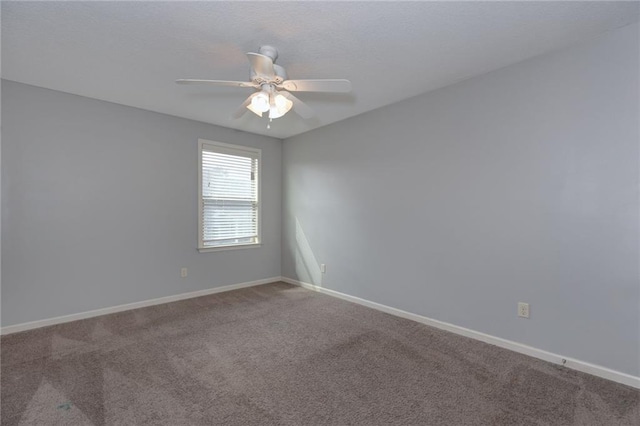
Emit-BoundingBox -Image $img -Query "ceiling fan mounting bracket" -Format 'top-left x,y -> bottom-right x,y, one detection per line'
258,45 -> 278,62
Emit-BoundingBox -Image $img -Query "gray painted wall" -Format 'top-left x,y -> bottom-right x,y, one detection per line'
2,80 -> 281,326
282,24 -> 639,376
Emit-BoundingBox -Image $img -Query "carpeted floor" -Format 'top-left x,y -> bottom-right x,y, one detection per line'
1,282 -> 638,425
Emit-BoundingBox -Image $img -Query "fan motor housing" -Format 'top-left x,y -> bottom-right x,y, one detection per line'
250,63 -> 287,84
273,64 -> 287,81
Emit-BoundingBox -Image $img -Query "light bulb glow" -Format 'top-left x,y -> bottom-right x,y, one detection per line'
275,94 -> 289,109
250,92 -> 270,113
269,93 -> 293,119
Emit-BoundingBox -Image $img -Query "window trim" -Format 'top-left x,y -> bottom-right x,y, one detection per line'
197,138 -> 262,253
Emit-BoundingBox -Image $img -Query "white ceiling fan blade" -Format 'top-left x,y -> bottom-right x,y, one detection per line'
246,53 -> 275,79
280,91 -> 315,119
232,93 -> 260,119
279,79 -> 351,93
176,79 -> 257,88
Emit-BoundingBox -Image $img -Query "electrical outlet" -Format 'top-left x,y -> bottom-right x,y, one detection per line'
181,268 -> 188,278
320,264 -> 326,273
518,302 -> 529,318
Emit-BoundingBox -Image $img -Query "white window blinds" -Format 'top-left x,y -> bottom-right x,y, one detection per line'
199,140 -> 260,250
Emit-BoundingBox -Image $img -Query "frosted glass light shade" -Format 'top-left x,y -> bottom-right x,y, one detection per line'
250,92 -> 270,112
269,93 -> 293,119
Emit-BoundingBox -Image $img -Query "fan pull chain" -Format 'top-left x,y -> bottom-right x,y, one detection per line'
267,118 -> 273,129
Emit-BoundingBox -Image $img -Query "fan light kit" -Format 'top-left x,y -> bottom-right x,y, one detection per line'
176,45 -> 351,127
247,86 -> 293,119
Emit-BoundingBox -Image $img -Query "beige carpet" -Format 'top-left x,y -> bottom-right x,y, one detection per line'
1,282 -> 638,425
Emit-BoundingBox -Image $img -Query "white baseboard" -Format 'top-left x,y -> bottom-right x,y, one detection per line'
281,277 -> 640,389
1,277 -> 281,335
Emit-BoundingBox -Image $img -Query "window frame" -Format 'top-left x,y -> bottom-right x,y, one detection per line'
197,138 -> 262,252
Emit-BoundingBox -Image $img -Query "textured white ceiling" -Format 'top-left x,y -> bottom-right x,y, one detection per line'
2,1 -> 639,139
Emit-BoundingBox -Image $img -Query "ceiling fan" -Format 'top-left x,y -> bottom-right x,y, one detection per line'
176,45 -> 351,124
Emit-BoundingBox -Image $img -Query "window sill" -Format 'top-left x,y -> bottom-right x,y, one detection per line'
198,243 -> 261,253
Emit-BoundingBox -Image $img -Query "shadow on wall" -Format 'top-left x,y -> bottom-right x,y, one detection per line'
295,217 -> 322,286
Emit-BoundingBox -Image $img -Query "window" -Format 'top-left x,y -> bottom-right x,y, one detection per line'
198,139 -> 261,251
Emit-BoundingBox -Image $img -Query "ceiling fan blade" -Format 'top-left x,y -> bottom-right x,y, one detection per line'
246,53 -> 275,79
279,79 -> 351,93
280,91 -> 315,119
176,79 -> 257,88
231,93 -> 260,119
